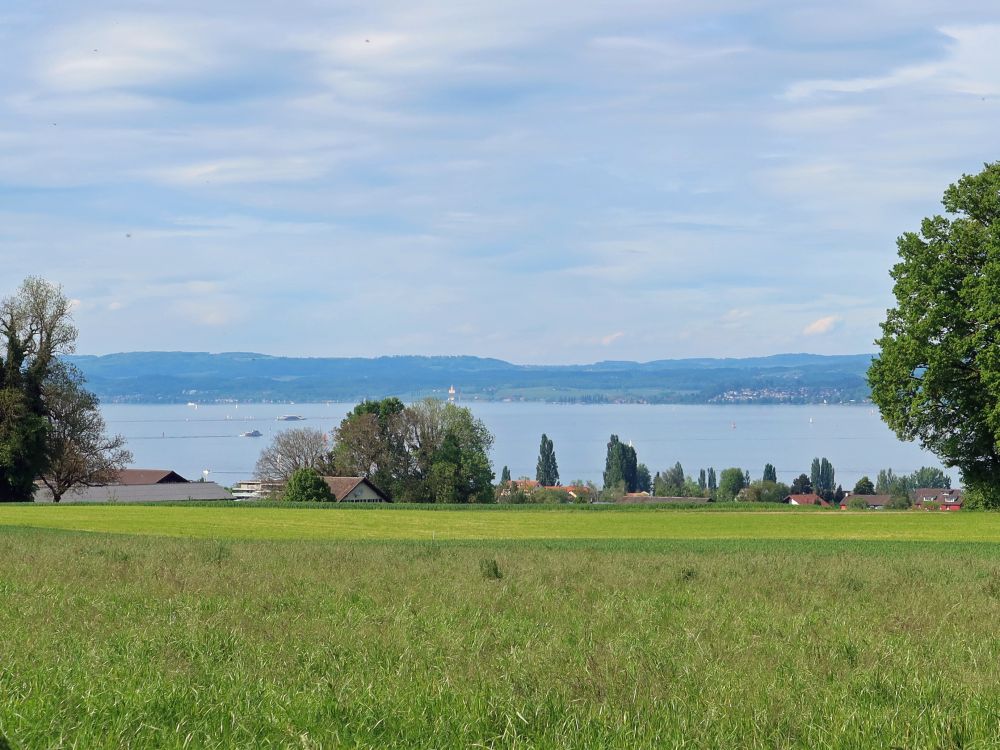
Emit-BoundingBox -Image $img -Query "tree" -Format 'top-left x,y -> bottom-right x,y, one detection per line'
500,465 -> 511,484
742,480 -> 790,504
707,468 -> 717,494
283,467 -> 334,502
763,463 -> 777,483
38,363 -> 131,502
853,476 -> 875,495
909,466 -> 951,489
255,427 -> 330,482
717,467 -> 747,502
875,468 -> 899,495
535,433 -> 559,486
655,461 -> 685,496
398,400 -> 495,503
331,398 -> 408,497
698,468 -> 707,491
635,463 -> 652,493
810,457 -> 836,500
0,278 -> 77,501
869,163 -> 1000,507
790,474 -> 812,494
603,435 -> 638,492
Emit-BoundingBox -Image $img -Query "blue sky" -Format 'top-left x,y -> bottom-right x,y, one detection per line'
2,1 -> 999,363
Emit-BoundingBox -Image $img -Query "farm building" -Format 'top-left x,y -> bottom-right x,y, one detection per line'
34,468 -> 231,503
322,477 -> 390,503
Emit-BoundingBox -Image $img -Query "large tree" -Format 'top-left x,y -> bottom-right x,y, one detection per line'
717,467 -> 747,502
0,278 -> 77,501
869,162 -> 1000,507
809,457 -> 836,500
255,427 -> 331,482
853,476 -> 876,496
38,363 -> 131,502
333,398 -> 494,503
330,398 -> 408,496
603,434 -> 638,492
535,433 -> 559,486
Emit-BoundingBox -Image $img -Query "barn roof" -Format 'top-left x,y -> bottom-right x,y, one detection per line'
116,469 -> 189,485
322,476 -> 389,502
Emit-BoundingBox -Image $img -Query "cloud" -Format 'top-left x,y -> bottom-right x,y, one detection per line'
785,25 -> 1000,100
803,316 -> 841,336
3,2 -> 998,362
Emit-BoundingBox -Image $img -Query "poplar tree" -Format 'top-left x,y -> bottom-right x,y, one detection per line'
603,434 -> 638,491
535,433 -> 559,486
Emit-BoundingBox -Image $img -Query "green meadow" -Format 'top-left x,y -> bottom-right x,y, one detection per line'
0,503 -> 997,542
0,507 -> 998,749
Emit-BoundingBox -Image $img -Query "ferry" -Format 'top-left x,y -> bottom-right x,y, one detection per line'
240,430 -> 263,438
277,415 -> 304,421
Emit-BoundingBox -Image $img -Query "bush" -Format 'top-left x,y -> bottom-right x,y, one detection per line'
847,497 -> 867,510
283,468 -> 335,503
962,486 -> 1000,510
479,558 -> 503,580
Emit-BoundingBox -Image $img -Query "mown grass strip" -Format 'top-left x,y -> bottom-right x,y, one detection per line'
0,505 -> 997,542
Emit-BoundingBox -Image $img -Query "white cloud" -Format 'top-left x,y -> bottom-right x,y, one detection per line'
803,316 -> 841,336
151,157 -> 329,186
785,25 -> 1000,100
39,17 -> 218,93
601,332 -> 625,346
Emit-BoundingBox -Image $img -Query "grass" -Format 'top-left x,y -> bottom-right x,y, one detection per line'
0,510 -> 997,748
0,504 -> 997,542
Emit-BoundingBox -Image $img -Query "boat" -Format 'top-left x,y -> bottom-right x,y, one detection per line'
277,415 -> 304,421
240,430 -> 263,438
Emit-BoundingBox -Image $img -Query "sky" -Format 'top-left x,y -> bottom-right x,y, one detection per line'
2,1 -> 999,364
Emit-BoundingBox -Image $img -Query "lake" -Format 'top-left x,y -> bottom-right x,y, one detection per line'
102,402 -> 949,489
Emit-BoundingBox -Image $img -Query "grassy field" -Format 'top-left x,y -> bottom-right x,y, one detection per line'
0,503 -> 998,542
0,509 -> 998,748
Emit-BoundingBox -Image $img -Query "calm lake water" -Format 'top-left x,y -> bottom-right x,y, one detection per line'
102,402 -> 948,489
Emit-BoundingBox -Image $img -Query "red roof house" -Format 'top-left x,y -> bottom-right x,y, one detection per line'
783,493 -> 830,506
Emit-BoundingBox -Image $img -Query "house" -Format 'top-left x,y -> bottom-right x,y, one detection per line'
783,493 -> 831,507
839,494 -> 893,509
34,468 -> 231,503
912,488 -> 964,511
322,476 -> 390,503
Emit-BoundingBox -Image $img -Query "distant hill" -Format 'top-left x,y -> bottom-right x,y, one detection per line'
66,351 -> 876,405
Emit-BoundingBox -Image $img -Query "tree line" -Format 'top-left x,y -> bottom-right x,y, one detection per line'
494,433 -> 954,506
